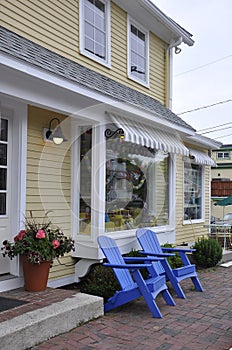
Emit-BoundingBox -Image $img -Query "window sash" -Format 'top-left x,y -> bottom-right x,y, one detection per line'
128,18 -> 149,86
80,0 -> 110,66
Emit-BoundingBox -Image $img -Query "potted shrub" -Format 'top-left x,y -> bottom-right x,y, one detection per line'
1,211 -> 75,291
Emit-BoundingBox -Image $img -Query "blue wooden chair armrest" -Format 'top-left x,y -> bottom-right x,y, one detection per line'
124,257 -> 164,262
103,263 -> 152,269
139,250 -> 175,257
162,247 -> 196,253
136,228 -> 204,299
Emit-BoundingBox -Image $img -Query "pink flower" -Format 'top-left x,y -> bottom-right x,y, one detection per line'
36,230 -> 46,239
52,240 -> 60,249
14,230 -> 26,242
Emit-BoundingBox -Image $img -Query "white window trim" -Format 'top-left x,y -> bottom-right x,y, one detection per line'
127,15 -> 150,88
217,151 -> 230,159
183,163 -> 205,225
79,0 -> 111,68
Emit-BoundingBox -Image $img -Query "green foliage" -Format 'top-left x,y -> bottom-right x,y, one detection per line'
192,237 -> 222,268
79,264 -> 120,300
161,243 -> 184,268
79,249 -> 147,300
1,212 -> 75,265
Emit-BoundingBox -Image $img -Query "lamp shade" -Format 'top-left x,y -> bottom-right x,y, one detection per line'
44,117 -> 67,145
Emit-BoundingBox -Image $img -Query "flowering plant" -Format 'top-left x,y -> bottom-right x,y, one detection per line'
1,212 -> 75,265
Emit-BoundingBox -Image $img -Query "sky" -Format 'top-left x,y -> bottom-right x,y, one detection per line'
152,0 -> 232,145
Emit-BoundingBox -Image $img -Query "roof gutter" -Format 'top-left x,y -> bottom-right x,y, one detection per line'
143,0 -> 194,46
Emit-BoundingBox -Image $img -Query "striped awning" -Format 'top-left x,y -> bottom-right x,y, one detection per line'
189,148 -> 216,166
109,114 -> 189,156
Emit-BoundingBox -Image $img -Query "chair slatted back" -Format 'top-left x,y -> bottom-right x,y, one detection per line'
98,236 -> 135,290
136,228 -> 165,275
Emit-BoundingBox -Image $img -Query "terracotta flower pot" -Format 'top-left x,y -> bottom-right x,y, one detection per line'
21,256 -> 51,292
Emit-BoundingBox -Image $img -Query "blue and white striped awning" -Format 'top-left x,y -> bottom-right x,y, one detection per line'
109,114 -> 189,156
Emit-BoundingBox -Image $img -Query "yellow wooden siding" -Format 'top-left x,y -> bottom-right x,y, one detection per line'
175,155 -> 210,245
1,0 -> 168,104
27,105 -> 75,280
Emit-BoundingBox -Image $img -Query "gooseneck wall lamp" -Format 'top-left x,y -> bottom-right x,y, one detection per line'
44,118 -> 67,145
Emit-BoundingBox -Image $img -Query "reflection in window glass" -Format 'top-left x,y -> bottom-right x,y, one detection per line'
79,127 -> 92,235
0,119 -> 8,142
184,163 -> 202,221
0,169 -> 7,190
105,139 -> 169,232
0,193 -> 6,215
0,144 -> 7,166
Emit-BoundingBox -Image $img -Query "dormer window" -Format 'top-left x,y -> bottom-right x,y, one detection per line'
128,17 -> 149,87
80,0 -> 111,67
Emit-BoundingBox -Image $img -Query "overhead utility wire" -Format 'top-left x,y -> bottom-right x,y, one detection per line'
200,126 -> 232,135
212,132 -> 232,140
197,121 -> 232,133
177,98 -> 232,116
175,54 -> 232,77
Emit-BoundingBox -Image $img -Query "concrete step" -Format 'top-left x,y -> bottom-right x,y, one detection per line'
0,293 -> 103,350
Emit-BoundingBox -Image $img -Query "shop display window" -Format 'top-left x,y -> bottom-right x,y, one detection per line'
105,139 -> 169,231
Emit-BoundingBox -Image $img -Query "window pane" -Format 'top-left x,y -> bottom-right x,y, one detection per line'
95,0 -> 105,12
85,37 -> 94,54
79,127 -> 92,235
85,22 -> 94,38
130,23 -> 147,82
0,193 -> 6,215
85,5 -> 94,22
105,139 -> 169,232
0,168 -> 7,190
0,144 -> 7,166
0,119 -> 8,142
95,29 -> 105,45
138,30 -> 145,42
184,163 -> 202,220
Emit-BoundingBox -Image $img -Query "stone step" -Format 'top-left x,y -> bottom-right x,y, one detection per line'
0,293 -> 103,350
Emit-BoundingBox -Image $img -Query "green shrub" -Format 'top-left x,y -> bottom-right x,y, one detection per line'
79,264 -> 120,301
161,243 -> 184,268
192,237 -> 222,268
79,249 -> 146,300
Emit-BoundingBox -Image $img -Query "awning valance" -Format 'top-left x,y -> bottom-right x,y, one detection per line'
109,114 -> 189,156
189,148 -> 216,166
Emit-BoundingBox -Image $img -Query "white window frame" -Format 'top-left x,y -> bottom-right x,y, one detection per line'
183,162 -> 205,225
127,16 -> 149,87
217,151 -> 230,159
79,0 -> 111,67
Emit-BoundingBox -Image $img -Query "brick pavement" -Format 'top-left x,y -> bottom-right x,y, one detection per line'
29,266 -> 232,350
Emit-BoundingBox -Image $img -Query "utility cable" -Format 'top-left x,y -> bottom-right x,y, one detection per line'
200,126 -> 232,135
177,98 -> 232,116
197,121 -> 232,133
175,54 -> 232,77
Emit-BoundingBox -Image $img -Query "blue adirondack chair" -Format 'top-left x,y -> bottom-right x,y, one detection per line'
136,228 -> 204,299
98,235 -> 175,318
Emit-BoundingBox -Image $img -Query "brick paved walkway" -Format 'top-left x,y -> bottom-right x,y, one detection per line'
29,266 -> 231,350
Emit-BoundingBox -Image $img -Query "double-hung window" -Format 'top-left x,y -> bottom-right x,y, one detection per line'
80,0 -> 111,66
128,17 -> 149,86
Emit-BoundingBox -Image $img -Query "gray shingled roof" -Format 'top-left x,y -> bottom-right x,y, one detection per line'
0,26 -> 195,131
